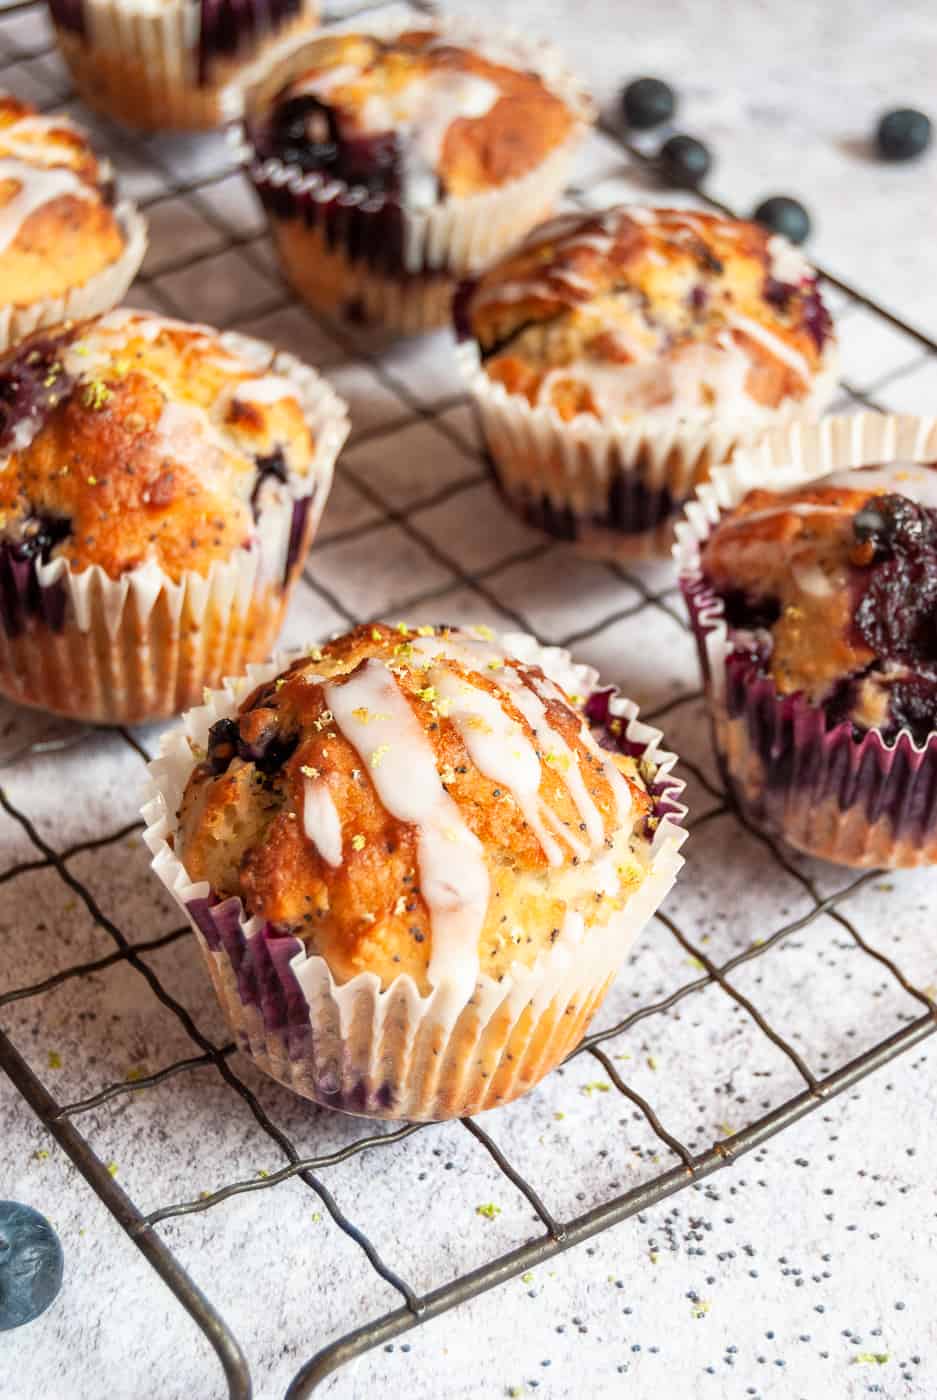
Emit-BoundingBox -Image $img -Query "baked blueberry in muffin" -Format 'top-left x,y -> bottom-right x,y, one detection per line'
240,23 -> 592,332
0,309 -> 347,723
147,623 -> 686,1118
0,96 -> 145,348
680,439 -> 937,869
456,206 -> 837,558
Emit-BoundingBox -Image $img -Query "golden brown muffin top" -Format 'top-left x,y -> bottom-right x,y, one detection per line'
0,310 -> 319,583
461,206 -> 836,425
701,462 -> 937,741
258,29 -> 580,208
0,95 -> 126,308
176,623 -> 656,995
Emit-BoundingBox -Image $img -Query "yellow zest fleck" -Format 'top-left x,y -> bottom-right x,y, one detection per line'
394,642 -> 414,660
73,343 -> 89,357
473,625 -> 494,641
418,686 -> 436,704
300,764 -> 320,780
553,1111 -> 565,1121
475,1202 -> 500,1220
125,1066 -> 146,1083
86,475 -> 98,486
395,620 -> 410,635
691,1300 -> 710,1319
353,707 -> 369,722
33,1149 -> 49,1162
257,1169 -> 269,1180
371,744 -> 390,768
371,627 -> 382,641
580,1081 -> 610,1096
351,834 -> 366,852
47,1051 -> 62,1070
443,828 -> 460,843
308,646 -> 324,661
107,1161 -> 119,1177
647,1055 -> 658,1070
82,379 -> 111,410
435,697 -> 451,717
545,751 -> 571,772
416,625 -> 435,637
487,659 -> 503,671
275,678 -> 286,690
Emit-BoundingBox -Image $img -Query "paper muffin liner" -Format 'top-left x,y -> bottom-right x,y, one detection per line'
49,0 -> 319,131
0,333 -> 348,724
675,411 -> 937,868
0,200 -> 146,352
235,14 -> 594,333
456,337 -> 839,563
141,635 -> 687,1121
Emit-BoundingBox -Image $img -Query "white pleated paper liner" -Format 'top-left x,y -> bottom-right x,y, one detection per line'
0,331 -> 349,725
49,0 -> 319,131
674,411 -> 937,868
142,634 -> 687,1121
0,200 -> 146,353
233,13 -> 595,332
455,337 -> 840,563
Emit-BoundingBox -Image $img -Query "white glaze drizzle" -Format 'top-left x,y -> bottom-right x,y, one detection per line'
727,311 -> 810,382
325,659 -> 490,997
0,157 -> 93,256
302,777 -> 343,866
230,372 -> 299,406
427,667 -> 566,865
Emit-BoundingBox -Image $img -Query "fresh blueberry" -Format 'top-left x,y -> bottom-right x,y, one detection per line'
658,133 -> 712,188
0,1201 -> 64,1331
753,195 -> 811,245
622,77 -> 675,130
876,108 -> 932,161
250,446 -> 289,520
9,512 -> 72,565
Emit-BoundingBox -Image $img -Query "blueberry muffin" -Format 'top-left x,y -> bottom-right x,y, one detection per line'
0,96 -> 145,348
144,623 -> 686,1119
239,21 -> 593,333
456,206 -> 838,559
48,0 -> 319,131
0,309 -> 348,723
678,413 -> 937,867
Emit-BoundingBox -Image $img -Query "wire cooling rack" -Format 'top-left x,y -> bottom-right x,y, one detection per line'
0,2 -> 936,1396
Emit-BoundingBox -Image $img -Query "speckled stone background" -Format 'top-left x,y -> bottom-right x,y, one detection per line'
1,2 -> 936,1398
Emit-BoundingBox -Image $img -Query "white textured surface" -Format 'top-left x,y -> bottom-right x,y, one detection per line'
0,2 -> 936,1399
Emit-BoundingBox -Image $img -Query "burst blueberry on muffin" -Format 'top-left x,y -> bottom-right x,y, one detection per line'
239,22 -> 593,333
144,623 -> 686,1120
456,205 -> 838,559
0,96 -> 145,349
0,309 -> 347,724
47,0 -> 319,131
679,417 -> 937,868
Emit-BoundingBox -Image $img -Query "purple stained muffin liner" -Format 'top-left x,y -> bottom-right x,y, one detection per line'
486,447 -> 684,543
682,572 -> 937,862
48,0 -> 305,85
0,549 -> 67,637
0,492 -> 311,641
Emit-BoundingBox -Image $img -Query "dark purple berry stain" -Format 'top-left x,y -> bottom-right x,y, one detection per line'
250,446 -> 289,519
0,1201 -> 64,1332
801,284 -> 833,351
0,336 -> 75,456
198,0 -> 302,85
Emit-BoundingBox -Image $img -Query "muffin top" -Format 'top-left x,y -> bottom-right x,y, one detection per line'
460,206 -> 836,426
176,623 -> 657,997
701,462 -> 937,743
251,29 -> 580,210
0,309 -> 320,583
0,96 -> 127,308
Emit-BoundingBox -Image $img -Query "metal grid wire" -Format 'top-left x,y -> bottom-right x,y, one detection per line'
0,2 -> 936,1396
